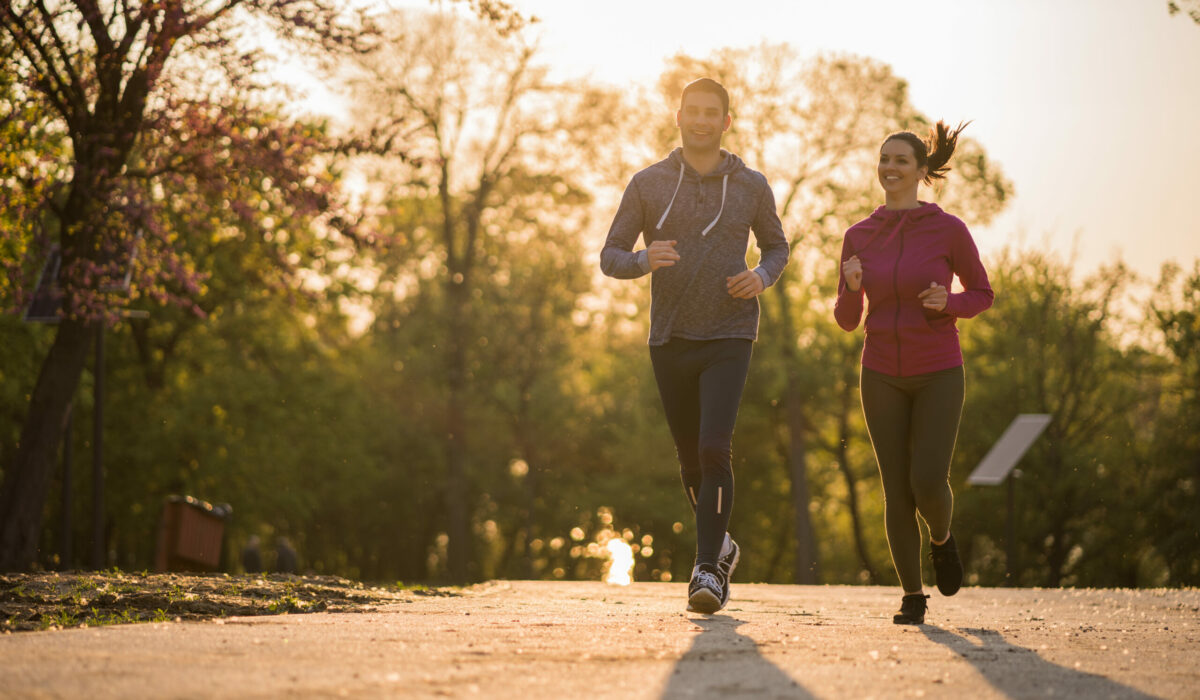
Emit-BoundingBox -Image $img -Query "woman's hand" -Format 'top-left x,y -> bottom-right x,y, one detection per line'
842,255 -> 863,291
918,281 -> 948,312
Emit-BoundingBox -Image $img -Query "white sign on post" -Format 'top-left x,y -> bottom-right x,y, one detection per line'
967,414 -> 1052,486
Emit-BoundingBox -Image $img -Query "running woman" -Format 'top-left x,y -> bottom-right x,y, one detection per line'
600,78 -> 789,614
835,122 -> 993,624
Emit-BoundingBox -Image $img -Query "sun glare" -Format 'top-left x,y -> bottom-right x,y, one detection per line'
604,539 -> 634,586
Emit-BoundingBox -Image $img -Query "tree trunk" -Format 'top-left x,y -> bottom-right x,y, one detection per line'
1043,443 -> 1069,587
785,377 -> 820,584
517,434 -> 539,581
836,365 -> 880,583
770,274 -> 819,584
763,497 -> 793,581
444,277 -> 471,583
0,319 -> 95,571
512,375 -> 540,581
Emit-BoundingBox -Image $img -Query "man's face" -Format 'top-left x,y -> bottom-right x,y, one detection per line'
677,91 -> 730,151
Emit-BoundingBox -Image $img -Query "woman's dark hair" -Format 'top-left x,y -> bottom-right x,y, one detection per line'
883,120 -> 969,184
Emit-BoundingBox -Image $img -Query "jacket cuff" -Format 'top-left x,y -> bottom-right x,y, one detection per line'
754,266 -> 772,288
637,249 -> 651,274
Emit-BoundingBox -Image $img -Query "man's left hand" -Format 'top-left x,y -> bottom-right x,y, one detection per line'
726,270 -> 765,299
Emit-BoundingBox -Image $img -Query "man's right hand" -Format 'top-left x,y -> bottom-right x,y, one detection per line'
647,240 -> 680,271
842,255 -> 863,291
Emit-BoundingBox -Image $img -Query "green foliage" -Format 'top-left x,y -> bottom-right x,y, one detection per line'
956,252 -> 1165,587
1168,0 -> 1200,24
2,15 -> 1195,587
1143,261 -> 1200,584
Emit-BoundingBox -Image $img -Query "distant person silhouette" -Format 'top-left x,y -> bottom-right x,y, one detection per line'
835,122 -> 993,624
241,535 -> 263,574
274,536 -> 298,574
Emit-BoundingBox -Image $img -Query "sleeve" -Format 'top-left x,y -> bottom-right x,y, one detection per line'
599,178 -> 652,279
834,233 -> 865,332
749,177 -> 789,287
943,222 -> 994,318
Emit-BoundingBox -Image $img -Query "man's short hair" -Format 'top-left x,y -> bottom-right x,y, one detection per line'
680,78 -> 730,116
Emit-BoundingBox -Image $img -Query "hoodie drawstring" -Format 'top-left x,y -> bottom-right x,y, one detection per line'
655,161 -> 685,231
700,174 -> 728,237
655,162 -> 729,238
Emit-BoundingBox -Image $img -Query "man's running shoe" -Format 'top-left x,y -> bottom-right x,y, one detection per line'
716,535 -> 740,608
687,563 -> 726,614
930,532 -> 964,596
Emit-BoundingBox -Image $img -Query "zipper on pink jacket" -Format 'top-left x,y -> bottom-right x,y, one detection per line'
891,229 -> 905,376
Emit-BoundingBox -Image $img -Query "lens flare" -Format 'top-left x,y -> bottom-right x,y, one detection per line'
604,538 -> 634,585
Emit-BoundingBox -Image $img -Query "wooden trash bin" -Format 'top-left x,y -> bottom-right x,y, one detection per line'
154,495 -> 230,572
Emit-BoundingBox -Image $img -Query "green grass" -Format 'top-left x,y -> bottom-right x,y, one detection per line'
71,578 -> 102,594
39,609 -> 78,630
266,595 -> 306,613
165,584 -> 192,603
85,609 -> 139,627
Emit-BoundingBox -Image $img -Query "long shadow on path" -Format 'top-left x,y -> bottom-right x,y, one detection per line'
921,626 -> 1159,699
661,616 -> 815,699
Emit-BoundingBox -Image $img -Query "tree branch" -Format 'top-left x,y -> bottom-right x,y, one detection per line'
33,0 -> 86,98
0,6 -> 75,121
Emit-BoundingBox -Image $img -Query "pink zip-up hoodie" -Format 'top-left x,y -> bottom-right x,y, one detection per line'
834,202 -> 993,377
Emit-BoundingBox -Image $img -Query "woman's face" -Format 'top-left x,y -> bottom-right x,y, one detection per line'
877,139 -> 927,197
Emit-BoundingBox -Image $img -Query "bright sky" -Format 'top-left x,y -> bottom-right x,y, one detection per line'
326,0 -> 1200,279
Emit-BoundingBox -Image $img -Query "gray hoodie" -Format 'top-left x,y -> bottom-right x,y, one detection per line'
600,148 -> 790,346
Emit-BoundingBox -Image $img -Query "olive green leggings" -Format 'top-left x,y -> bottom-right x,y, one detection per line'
860,365 -> 965,593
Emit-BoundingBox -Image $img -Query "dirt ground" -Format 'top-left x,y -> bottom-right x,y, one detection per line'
0,570 -> 443,632
2,579 -> 1198,699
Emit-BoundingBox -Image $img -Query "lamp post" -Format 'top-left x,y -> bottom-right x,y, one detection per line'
24,234 -> 144,570
967,414 -> 1052,586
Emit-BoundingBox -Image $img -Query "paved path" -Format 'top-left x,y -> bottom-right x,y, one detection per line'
3,582 -> 1198,698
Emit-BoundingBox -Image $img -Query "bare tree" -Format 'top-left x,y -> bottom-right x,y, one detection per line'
338,8 -> 617,582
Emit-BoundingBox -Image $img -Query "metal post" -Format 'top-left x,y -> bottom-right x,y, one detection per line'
1005,472 -> 1016,586
92,325 -> 105,570
61,405 -> 73,571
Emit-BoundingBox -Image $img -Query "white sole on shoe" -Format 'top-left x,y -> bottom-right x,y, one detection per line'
687,588 -> 721,614
720,543 -> 741,580
718,541 -> 740,607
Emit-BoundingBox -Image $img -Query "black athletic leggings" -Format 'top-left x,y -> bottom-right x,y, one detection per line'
860,365 -> 965,593
650,337 -> 753,567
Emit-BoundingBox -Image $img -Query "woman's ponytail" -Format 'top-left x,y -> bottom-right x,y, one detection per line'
923,120 -> 968,183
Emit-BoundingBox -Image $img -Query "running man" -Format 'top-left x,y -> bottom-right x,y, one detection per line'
600,78 -> 790,613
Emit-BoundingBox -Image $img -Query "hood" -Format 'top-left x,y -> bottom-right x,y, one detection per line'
655,149 -> 746,237
667,147 -> 746,179
855,202 -> 945,252
866,201 -> 944,225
